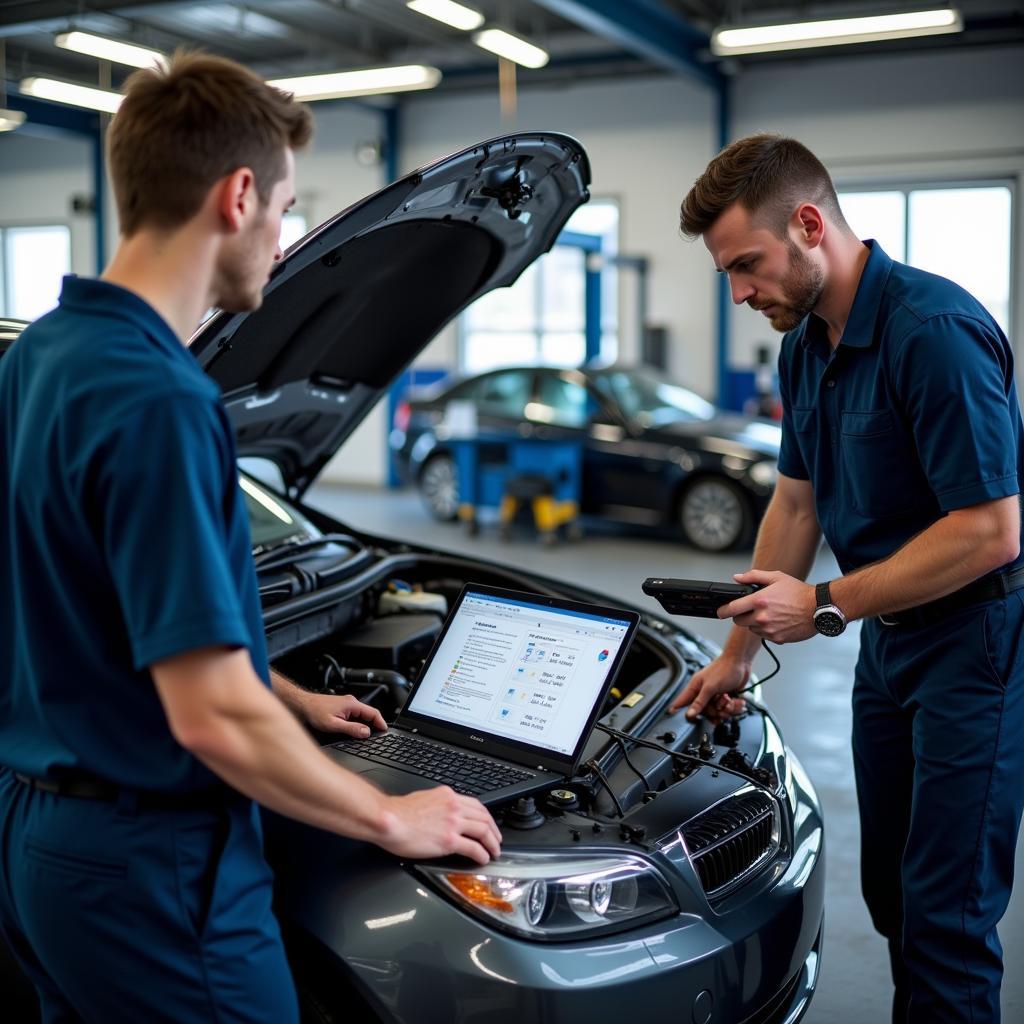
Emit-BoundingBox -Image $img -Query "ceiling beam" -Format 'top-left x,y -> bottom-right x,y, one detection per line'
0,1 -> 180,30
529,0 -> 722,88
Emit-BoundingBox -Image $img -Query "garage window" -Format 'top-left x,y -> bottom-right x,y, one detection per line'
279,212 -> 308,251
838,184 -> 1012,334
0,224 -> 71,321
460,200 -> 619,373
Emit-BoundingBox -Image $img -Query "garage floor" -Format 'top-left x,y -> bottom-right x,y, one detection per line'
308,482 -> 1024,1024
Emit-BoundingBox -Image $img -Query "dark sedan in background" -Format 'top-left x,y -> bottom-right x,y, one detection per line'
391,364 -> 781,552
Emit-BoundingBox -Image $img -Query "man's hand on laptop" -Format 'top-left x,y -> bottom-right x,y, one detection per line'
298,692 -> 388,738
379,788 -> 502,865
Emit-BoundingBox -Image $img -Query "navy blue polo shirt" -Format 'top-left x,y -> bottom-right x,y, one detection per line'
777,241 -> 1024,574
0,277 -> 269,791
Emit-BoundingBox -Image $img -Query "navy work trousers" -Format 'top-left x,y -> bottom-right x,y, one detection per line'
853,592 -> 1024,1023
0,769 -> 299,1023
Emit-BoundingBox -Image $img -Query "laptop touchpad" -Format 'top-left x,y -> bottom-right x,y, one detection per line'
358,767 -> 439,795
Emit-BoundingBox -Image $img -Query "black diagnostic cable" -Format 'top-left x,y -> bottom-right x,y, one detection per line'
585,759 -> 626,818
594,723 -> 783,802
608,733 -> 651,791
731,638 -> 781,696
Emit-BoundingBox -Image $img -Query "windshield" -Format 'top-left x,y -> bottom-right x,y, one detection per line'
239,475 -> 319,550
594,369 -> 716,428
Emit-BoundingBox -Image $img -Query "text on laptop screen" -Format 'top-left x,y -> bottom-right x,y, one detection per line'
407,591 -> 632,755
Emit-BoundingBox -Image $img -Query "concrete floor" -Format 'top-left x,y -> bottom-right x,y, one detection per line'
308,481 -> 1024,1024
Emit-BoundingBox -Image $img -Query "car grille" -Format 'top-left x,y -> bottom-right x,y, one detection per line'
682,790 -> 779,897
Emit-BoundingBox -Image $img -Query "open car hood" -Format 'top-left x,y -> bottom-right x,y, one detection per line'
189,133 -> 591,497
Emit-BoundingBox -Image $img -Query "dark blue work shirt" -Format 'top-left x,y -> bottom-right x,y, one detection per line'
0,277 -> 269,791
778,241 -> 1023,574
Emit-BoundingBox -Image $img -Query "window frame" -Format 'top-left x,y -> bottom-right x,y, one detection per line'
836,176 -> 1017,340
457,198 -> 621,374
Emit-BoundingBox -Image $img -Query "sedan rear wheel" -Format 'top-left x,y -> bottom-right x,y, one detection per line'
679,477 -> 752,552
418,453 -> 459,521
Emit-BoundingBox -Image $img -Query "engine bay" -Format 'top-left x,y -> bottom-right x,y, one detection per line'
261,549 -> 786,893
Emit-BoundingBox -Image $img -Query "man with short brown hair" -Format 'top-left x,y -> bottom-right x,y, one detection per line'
0,52 -> 500,1023
672,133 -> 1024,1023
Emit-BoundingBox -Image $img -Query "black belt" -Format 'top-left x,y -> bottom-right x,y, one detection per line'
877,567 -> 1024,627
13,772 -> 237,811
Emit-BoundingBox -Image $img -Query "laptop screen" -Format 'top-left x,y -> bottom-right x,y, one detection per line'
403,586 -> 637,764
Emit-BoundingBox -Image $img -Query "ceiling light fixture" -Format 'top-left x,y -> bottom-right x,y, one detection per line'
473,28 -> 549,69
55,30 -> 165,69
267,64 -> 442,101
19,76 -> 122,113
0,108 -> 26,132
711,8 -> 963,56
406,0 -> 484,32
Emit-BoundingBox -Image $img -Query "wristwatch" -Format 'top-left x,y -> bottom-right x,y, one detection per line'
813,582 -> 847,637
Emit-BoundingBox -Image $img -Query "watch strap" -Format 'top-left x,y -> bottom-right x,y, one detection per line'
815,581 -> 831,609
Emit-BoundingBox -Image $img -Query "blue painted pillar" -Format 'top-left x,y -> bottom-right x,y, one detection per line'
92,128 -> 107,272
584,255 -> 602,361
383,104 -> 400,186
716,78 -> 732,407
558,229 -> 603,362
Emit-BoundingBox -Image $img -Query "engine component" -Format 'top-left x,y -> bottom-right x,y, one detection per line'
545,788 -> 580,813
504,796 -> 546,830
378,587 -> 448,617
333,613 -> 441,679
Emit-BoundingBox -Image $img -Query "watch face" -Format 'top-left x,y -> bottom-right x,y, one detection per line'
814,609 -> 845,637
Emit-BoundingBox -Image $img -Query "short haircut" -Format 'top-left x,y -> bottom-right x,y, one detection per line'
680,134 -> 847,239
108,50 -> 313,237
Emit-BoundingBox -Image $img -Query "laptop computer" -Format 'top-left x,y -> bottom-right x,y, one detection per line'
326,583 -> 640,805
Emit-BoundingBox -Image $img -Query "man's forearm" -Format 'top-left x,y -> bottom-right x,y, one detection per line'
722,488 -> 821,663
155,653 -> 396,844
270,668 -> 308,717
831,496 -> 1020,620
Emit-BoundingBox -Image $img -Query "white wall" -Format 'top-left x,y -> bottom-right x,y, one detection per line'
0,132 -> 96,278
400,75 -> 718,394
292,103 -> 395,486
727,44 -> 1024,372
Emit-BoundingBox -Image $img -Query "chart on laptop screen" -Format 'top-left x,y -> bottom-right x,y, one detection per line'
407,591 -> 631,755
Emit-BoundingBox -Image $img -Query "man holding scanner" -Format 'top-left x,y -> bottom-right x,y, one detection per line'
670,134 -> 1024,1024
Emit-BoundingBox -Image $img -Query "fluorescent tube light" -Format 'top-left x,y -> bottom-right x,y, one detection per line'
711,8 -> 963,56
0,108 -> 26,131
19,76 -> 122,113
473,28 -> 550,68
407,0 -> 484,31
55,30 -> 165,69
267,64 -> 441,100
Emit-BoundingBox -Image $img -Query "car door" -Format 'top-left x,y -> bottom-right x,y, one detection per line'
461,368 -> 538,433
583,372 -> 681,522
527,370 -> 627,516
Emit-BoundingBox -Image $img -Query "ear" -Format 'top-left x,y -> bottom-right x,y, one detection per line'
216,167 -> 258,234
793,203 -> 825,249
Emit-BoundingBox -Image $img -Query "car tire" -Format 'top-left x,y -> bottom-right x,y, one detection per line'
418,453 -> 459,521
679,476 -> 753,552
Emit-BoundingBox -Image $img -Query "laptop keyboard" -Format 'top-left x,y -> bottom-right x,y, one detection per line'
331,730 -> 537,796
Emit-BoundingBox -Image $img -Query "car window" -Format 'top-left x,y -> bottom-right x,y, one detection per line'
465,370 -> 532,418
238,473 -> 319,550
594,370 -> 715,427
530,373 -> 591,428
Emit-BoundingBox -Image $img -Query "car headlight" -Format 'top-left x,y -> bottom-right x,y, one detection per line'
417,852 -> 678,941
749,459 -> 778,487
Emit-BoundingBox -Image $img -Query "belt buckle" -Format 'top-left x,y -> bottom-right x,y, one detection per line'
877,613 -> 900,626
